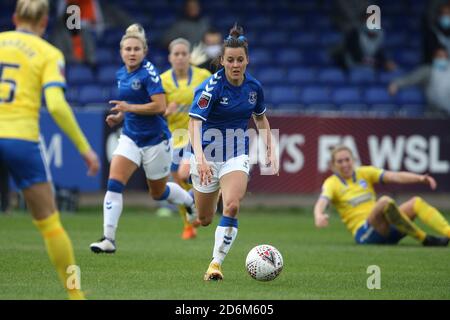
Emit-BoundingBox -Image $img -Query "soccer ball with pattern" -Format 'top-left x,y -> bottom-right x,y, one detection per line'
245,244 -> 283,281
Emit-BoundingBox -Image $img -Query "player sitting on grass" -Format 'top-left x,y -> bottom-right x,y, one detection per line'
314,145 -> 450,246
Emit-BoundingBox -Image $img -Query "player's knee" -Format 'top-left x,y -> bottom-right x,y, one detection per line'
412,196 -> 422,205
379,195 -> 394,207
199,215 -> 213,226
150,188 -> 165,200
224,199 -> 240,216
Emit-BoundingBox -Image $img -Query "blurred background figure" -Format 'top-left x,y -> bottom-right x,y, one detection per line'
388,47 -> 450,117
423,2 -> 450,63
161,0 -> 210,48
51,0 -> 103,69
196,28 -> 223,73
331,0 -> 369,33
333,12 -> 396,71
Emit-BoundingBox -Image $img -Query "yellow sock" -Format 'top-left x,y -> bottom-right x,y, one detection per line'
33,212 -> 85,300
179,205 -> 191,228
383,201 -> 427,242
414,197 -> 450,238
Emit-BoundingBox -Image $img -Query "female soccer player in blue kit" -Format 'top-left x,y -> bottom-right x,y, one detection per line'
188,24 -> 278,280
90,24 -> 196,253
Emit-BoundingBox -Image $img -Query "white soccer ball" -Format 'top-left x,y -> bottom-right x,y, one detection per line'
245,244 -> 283,281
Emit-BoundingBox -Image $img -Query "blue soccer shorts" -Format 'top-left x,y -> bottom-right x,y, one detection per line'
355,220 -> 406,244
0,138 -> 51,190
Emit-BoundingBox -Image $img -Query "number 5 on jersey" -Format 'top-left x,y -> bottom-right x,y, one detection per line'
0,62 -> 19,103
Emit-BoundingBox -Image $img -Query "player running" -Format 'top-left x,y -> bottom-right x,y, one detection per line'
90,24 -> 197,253
160,38 -> 211,240
314,145 -> 450,246
0,0 -> 100,299
189,24 -> 278,280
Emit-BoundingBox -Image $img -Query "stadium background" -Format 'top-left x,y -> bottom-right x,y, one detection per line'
1,0 -> 449,209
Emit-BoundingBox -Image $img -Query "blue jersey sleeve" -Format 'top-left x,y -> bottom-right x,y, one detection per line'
143,63 -> 165,97
189,76 -> 219,121
253,85 -> 266,115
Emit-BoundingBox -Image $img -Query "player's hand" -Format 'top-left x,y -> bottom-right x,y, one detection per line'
109,100 -> 131,112
106,111 -> 124,127
197,161 -> 213,186
315,213 -> 329,228
421,174 -> 437,190
82,149 -> 100,176
164,102 -> 178,116
266,147 -> 279,176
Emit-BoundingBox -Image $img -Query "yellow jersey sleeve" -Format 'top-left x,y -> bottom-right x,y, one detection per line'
359,166 -> 385,185
45,86 -> 91,155
320,177 -> 336,201
42,49 -> 66,89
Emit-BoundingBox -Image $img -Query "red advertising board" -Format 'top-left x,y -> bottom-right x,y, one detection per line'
248,116 -> 450,193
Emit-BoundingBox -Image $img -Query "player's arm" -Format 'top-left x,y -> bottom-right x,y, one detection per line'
188,117 -> 213,185
109,93 -> 166,115
44,87 -> 100,176
314,196 -> 330,228
383,171 -> 437,190
253,113 -> 278,174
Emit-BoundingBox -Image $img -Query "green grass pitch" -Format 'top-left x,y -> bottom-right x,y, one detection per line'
0,207 -> 449,300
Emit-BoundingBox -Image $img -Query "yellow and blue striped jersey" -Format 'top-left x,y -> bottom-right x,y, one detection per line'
0,30 -> 65,142
320,166 -> 385,235
161,65 -> 210,149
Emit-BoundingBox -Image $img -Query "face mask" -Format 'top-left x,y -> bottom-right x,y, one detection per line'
439,15 -> 450,29
205,44 -> 221,58
433,57 -> 449,70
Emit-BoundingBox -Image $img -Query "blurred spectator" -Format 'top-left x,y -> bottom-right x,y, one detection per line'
331,0 -> 369,33
0,161 -> 10,213
333,14 -> 396,71
388,47 -> 450,117
50,0 -> 102,68
196,28 -> 223,73
423,2 -> 450,63
161,0 -> 210,48
98,0 -> 133,30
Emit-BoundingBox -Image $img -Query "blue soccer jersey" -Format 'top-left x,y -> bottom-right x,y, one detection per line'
189,69 -> 266,161
116,59 -> 171,147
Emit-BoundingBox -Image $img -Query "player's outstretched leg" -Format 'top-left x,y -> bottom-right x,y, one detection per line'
90,179 -> 124,253
155,181 -> 198,222
413,197 -> 450,238
383,199 -> 448,246
34,212 -> 85,300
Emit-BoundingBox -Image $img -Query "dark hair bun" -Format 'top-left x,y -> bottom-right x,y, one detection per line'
229,23 -> 244,38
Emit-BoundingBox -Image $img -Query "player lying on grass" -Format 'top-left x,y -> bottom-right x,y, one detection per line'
314,145 -> 450,246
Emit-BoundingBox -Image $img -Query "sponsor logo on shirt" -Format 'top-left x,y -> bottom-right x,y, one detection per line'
219,97 -> 229,105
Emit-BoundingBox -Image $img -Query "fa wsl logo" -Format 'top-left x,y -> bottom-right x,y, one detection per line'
248,91 -> 257,104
